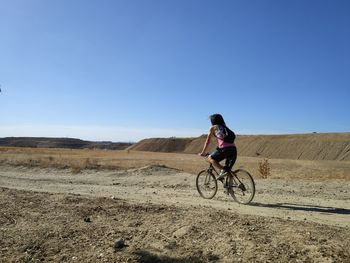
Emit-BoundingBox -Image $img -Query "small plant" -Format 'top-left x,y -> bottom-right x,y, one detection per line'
71,165 -> 82,174
258,158 -> 270,179
85,158 -> 99,169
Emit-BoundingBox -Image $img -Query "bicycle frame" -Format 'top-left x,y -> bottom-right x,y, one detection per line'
207,164 -> 243,187
207,163 -> 218,175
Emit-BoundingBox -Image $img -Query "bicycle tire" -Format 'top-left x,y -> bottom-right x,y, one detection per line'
196,170 -> 218,199
227,169 -> 255,204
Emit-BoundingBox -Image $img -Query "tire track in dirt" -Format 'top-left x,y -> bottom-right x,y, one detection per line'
0,165 -> 349,228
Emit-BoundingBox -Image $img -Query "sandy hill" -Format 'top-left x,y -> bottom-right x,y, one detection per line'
0,137 -> 132,150
128,133 -> 350,161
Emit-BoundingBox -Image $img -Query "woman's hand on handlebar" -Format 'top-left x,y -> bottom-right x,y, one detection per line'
198,152 -> 209,157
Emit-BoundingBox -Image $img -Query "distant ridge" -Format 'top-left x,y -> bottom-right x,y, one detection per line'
0,137 -> 133,150
127,133 -> 350,161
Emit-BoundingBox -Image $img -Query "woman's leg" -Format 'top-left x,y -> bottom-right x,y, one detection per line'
225,147 -> 237,170
207,155 -> 224,171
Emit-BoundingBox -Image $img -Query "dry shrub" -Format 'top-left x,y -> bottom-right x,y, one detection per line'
71,166 -> 82,174
85,158 -> 99,169
258,158 -> 271,179
69,158 -> 100,174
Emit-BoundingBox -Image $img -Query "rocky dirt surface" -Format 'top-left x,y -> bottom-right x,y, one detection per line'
1,187 -> 349,263
0,165 -> 349,227
1,164 -> 350,262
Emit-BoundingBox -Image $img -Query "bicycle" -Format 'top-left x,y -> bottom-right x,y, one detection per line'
196,156 -> 256,204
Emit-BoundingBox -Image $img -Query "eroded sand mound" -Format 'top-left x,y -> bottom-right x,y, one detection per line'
127,138 -> 193,153
128,133 -> 350,161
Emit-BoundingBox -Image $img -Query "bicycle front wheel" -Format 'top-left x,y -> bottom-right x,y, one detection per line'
227,169 -> 255,204
196,170 -> 218,199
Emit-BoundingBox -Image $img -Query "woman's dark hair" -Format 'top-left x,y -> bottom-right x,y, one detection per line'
210,114 -> 226,126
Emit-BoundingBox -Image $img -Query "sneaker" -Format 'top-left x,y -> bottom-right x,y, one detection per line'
217,169 -> 228,180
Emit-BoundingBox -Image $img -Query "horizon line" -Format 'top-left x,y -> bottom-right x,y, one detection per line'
0,124 -> 349,143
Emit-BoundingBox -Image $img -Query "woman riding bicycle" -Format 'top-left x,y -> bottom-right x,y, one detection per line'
199,114 -> 237,180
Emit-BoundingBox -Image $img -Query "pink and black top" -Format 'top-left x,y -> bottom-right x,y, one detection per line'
214,125 -> 236,149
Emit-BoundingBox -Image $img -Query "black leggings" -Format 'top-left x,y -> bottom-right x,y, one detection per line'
210,146 -> 237,169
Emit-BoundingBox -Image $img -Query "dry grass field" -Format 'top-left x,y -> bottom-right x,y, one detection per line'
1,146 -> 350,262
1,146 -> 350,180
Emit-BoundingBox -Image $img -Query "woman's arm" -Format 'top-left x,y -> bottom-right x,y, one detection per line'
199,126 -> 214,156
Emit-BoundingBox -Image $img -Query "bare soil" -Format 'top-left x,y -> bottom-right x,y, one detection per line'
1,163 -> 350,262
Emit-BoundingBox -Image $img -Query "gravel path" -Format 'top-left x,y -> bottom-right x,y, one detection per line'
1,165 -> 349,227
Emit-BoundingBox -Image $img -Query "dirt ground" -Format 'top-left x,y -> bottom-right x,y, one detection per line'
1,163 -> 350,262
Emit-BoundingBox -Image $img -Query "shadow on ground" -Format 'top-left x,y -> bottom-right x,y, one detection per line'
134,250 -> 219,263
250,202 -> 350,215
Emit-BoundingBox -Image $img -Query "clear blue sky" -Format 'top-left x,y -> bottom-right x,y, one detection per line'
1,0 -> 349,141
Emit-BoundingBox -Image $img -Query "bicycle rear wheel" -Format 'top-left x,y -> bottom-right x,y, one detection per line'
227,169 -> 255,204
196,170 -> 218,199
